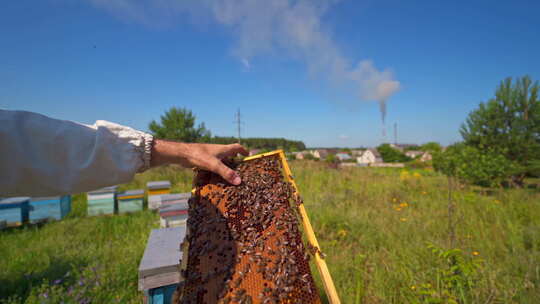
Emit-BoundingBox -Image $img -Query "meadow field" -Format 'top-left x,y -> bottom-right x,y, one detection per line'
1,162 -> 539,303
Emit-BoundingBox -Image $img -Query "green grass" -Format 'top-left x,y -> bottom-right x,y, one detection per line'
1,162 -> 539,303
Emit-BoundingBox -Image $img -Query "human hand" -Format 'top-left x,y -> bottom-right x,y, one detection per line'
150,140 -> 248,185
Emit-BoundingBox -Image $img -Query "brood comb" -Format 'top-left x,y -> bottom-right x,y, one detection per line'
177,150 -> 340,304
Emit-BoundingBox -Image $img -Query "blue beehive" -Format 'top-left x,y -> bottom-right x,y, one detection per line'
87,186 -> 117,216
145,284 -> 178,304
29,196 -> 72,223
0,197 -> 31,227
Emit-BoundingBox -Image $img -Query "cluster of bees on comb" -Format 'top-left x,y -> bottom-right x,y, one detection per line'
177,155 -> 321,304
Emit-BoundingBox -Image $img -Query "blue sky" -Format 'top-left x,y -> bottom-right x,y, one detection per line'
1,0 -> 539,148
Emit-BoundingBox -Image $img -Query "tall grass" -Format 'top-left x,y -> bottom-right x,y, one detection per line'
1,162 -> 539,303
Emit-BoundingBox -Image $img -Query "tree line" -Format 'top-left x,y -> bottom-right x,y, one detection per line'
148,107 -> 306,152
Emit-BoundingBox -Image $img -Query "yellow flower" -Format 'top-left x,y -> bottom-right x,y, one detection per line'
392,197 -> 397,203
422,191 -> 427,195
472,251 -> 480,256
400,170 -> 410,181
399,202 -> 408,208
413,172 -> 421,178
400,218 -> 407,222
337,229 -> 348,238
395,207 -> 402,211
410,285 -> 416,290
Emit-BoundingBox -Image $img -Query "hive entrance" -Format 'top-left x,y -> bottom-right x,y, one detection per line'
178,155 -> 321,304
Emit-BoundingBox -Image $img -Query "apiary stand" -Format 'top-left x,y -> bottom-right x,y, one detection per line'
139,226 -> 187,303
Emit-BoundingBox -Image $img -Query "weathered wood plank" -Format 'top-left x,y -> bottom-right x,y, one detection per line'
139,272 -> 181,291
139,226 -> 186,278
146,181 -> 171,190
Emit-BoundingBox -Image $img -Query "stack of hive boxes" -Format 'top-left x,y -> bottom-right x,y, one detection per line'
87,186 -> 117,216
29,196 -> 72,223
138,226 -> 186,304
0,197 -> 31,227
147,181 -> 171,210
117,189 -> 145,214
158,193 -> 190,228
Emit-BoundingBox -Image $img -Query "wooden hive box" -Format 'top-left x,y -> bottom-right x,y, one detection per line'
0,197 -> 31,227
159,201 -> 189,228
148,193 -> 189,211
159,193 -> 191,206
117,189 -> 145,214
139,226 -> 187,304
146,284 -> 178,304
87,186 -> 117,216
29,195 -> 72,223
147,181 -> 172,196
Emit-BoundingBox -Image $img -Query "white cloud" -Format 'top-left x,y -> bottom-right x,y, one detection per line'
339,134 -> 349,140
241,58 -> 251,70
87,0 -> 400,103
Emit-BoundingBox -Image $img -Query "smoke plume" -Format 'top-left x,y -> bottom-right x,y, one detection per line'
88,0 -> 400,108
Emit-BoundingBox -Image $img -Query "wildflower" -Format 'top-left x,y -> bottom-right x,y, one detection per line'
54,279 -> 62,285
472,251 -> 480,256
392,198 -> 397,203
399,202 -> 408,208
400,171 -> 410,181
337,229 -> 347,238
422,191 -> 427,195
411,285 -> 416,290
400,218 -> 407,222
413,172 -> 421,178
395,207 -> 402,211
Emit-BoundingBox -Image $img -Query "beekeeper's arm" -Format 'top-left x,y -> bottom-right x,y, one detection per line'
0,110 -> 247,197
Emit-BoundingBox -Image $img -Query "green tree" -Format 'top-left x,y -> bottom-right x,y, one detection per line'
460,76 -> 540,181
433,143 -> 515,187
420,142 -> 442,153
325,154 -> 338,163
377,144 -> 411,163
148,107 -> 211,142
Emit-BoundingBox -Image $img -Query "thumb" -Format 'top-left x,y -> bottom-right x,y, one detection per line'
214,161 -> 242,185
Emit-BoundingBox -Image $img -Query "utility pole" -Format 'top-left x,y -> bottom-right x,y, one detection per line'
394,123 -> 397,145
235,108 -> 242,144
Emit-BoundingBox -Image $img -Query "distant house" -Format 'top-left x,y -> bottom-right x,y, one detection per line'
249,149 -> 262,156
420,152 -> 433,162
350,149 -> 365,156
405,150 -> 424,159
311,149 -> 329,159
356,148 -> 383,164
292,151 -> 307,160
335,153 -> 352,161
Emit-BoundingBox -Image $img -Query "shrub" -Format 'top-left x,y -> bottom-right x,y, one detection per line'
433,143 -> 515,187
377,144 -> 412,163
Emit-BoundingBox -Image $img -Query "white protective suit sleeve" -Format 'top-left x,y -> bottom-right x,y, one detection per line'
0,110 -> 153,197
